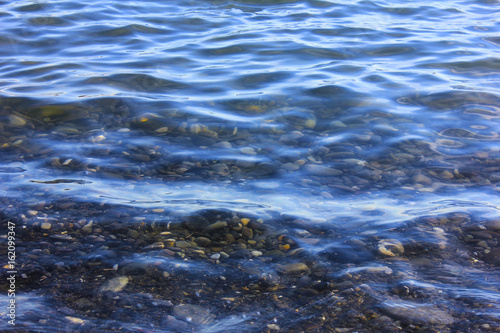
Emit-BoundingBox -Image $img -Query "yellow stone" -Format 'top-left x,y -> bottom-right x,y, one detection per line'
240,218 -> 250,225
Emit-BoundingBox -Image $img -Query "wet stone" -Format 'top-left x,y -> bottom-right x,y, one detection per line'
380,299 -> 455,325
303,164 -> 342,176
99,276 -> 129,292
172,304 -> 215,326
195,236 -> 212,247
278,262 -> 309,274
161,315 -> 189,330
242,227 -> 253,239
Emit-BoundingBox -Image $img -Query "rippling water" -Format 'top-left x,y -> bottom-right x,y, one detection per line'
1,0 -> 500,332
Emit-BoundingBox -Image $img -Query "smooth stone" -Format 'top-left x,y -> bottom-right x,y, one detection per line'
280,131 -> 304,142
484,219 -> 500,231
195,236 -> 212,247
490,173 -> 500,182
212,141 -> 232,149
239,147 -> 256,155
127,229 -> 140,239
303,164 -> 342,176
251,250 -> 263,257
322,243 -> 374,263
41,222 -> 52,230
8,115 -> 27,126
161,315 -> 189,330
282,162 -> 299,171
173,304 -> 215,326
203,221 -> 227,233
378,239 -> 404,256
175,241 -> 191,248
99,276 -> 129,292
413,174 -> 432,184
251,162 -> 278,176
380,299 -> 454,325
212,163 -> 229,174
242,227 -> 253,239
278,262 -> 309,274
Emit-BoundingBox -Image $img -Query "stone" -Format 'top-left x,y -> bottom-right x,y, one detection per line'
380,299 -> 454,325
484,219 -> 500,231
239,147 -> 256,155
278,262 -> 309,274
303,164 -> 342,176
41,222 -> 52,230
378,239 -> 404,256
195,236 -> 212,247
242,227 -> 253,239
172,304 -> 215,325
413,174 -> 432,184
161,315 -> 189,330
99,277 -> 129,292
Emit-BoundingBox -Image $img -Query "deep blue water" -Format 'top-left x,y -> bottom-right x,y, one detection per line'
1,0 -> 500,332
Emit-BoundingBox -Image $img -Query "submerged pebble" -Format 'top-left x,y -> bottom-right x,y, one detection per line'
172,304 -> 215,326
380,299 -> 455,325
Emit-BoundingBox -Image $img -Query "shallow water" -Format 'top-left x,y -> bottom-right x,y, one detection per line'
1,0 -> 500,331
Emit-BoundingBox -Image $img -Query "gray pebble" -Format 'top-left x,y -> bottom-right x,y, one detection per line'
172,304 -> 215,326
380,299 -> 454,325
303,164 -> 342,176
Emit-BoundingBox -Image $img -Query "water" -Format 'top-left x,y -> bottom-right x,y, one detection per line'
1,0 -> 500,331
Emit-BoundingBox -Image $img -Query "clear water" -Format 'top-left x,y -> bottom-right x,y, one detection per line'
1,0 -> 500,331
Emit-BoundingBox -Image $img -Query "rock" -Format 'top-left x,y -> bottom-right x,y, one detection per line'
484,220 -> 500,231
280,131 -> 304,143
380,299 -> 454,325
99,276 -> 129,292
41,222 -> 52,230
322,243 -> 374,263
277,262 -> 309,274
303,164 -> 342,176
212,141 -> 232,149
242,227 -> 253,239
484,247 -> 500,265
413,174 -> 432,184
251,162 -> 278,176
212,163 -> 229,174
239,147 -> 256,155
203,221 -> 227,233
161,315 -> 189,330
8,115 -> 27,126
378,239 -> 404,257
172,304 -> 215,325
195,236 -> 212,247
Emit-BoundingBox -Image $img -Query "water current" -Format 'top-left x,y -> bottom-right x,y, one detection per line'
1,0 -> 500,332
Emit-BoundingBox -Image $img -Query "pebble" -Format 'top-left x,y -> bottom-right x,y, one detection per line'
203,221 -> 227,233
99,276 -> 129,292
252,162 -> 279,176
303,164 -> 342,176
242,227 -> 253,239
41,222 -> 52,230
212,141 -> 232,149
380,299 -> 454,325
484,219 -> 500,231
378,239 -> 404,257
195,236 -> 212,247
172,304 -> 215,326
161,315 -> 189,330
251,250 -> 263,257
413,174 -> 432,184
239,147 -> 256,155
277,262 -> 309,274
8,115 -> 27,126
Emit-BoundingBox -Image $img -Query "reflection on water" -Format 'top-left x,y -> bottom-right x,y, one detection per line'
1,0 -> 500,331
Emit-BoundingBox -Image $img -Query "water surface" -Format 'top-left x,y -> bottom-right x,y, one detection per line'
1,0 -> 500,331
